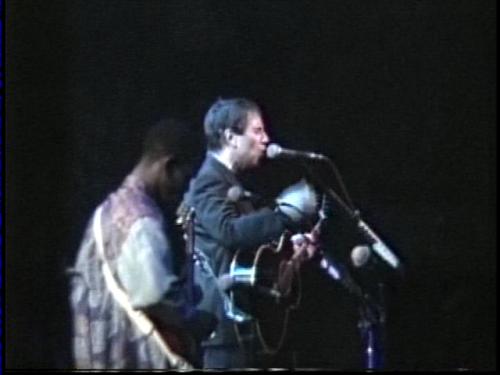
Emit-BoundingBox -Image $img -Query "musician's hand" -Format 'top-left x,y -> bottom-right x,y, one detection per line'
291,232 -> 318,262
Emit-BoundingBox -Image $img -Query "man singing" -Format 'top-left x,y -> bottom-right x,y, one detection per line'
184,98 -> 319,369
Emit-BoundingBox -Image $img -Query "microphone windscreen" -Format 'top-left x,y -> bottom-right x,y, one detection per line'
351,245 -> 371,268
227,185 -> 244,202
266,143 -> 281,159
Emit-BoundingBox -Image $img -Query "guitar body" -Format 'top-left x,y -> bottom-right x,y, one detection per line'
229,231 -> 302,353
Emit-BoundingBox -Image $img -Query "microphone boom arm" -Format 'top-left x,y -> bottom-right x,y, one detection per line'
301,163 -> 402,270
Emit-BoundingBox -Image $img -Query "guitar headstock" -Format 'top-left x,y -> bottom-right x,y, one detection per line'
176,201 -> 195,230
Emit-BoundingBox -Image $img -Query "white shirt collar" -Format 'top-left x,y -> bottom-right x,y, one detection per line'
209,151 -> 234,171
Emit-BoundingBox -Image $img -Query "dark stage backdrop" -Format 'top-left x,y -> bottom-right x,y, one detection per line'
6,0 -> 495,370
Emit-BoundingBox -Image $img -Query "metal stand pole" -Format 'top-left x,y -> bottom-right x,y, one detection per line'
358,284 -> 386,370
298,159 -> 395,370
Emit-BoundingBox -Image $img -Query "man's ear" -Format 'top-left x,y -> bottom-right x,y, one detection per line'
160,155 -> 176,174
223,128 -> 237,148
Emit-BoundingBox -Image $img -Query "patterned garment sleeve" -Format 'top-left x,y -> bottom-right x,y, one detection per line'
116,217 -> 184,309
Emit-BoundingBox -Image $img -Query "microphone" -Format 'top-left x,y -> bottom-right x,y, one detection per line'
351,244 -> 405,280
319,253 -> 365,300
351,245 -> 373,268
226,185 -> 253,202
357,219 -> 401,270
266,143 -> 327,161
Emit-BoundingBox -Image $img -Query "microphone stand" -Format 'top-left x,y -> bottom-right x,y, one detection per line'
357,282 -> 386,370
300,157 -> 400,264
299,158 -> 394,370
318,252 -> 386,370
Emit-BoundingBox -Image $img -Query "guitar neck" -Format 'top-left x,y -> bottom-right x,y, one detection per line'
182,209 -> 195,306
318,251 -> 365,301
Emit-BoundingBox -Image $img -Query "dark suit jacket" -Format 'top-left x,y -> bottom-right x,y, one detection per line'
186,154 -> 292,347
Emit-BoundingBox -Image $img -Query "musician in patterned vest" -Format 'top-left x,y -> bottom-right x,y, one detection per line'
69,119 -> 213,369
184,98 -> 319,369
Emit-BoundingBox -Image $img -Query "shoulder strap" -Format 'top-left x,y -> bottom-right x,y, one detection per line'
92,204 -> 193,370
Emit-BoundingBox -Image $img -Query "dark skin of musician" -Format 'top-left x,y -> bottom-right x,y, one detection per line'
69,120 -> 212,369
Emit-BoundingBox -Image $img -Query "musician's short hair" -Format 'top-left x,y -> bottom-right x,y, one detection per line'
203,98 -> 262,150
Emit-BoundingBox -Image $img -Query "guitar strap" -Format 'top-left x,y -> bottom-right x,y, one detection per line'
92,204 -> 193,370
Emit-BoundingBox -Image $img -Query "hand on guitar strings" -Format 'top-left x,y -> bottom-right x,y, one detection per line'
291,232 -> 319,263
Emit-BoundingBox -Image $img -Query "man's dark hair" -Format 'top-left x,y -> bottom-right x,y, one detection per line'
141,118 -> 199,163
203,98 -> 261,150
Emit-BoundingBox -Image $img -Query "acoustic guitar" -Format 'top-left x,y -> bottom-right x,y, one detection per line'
226,199 -> 333,353
227,229 -> 304,354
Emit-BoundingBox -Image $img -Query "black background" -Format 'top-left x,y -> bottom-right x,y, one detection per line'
5,0 -> 496,370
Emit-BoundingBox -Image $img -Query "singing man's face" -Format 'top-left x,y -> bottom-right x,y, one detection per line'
233,111 -> 270,170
